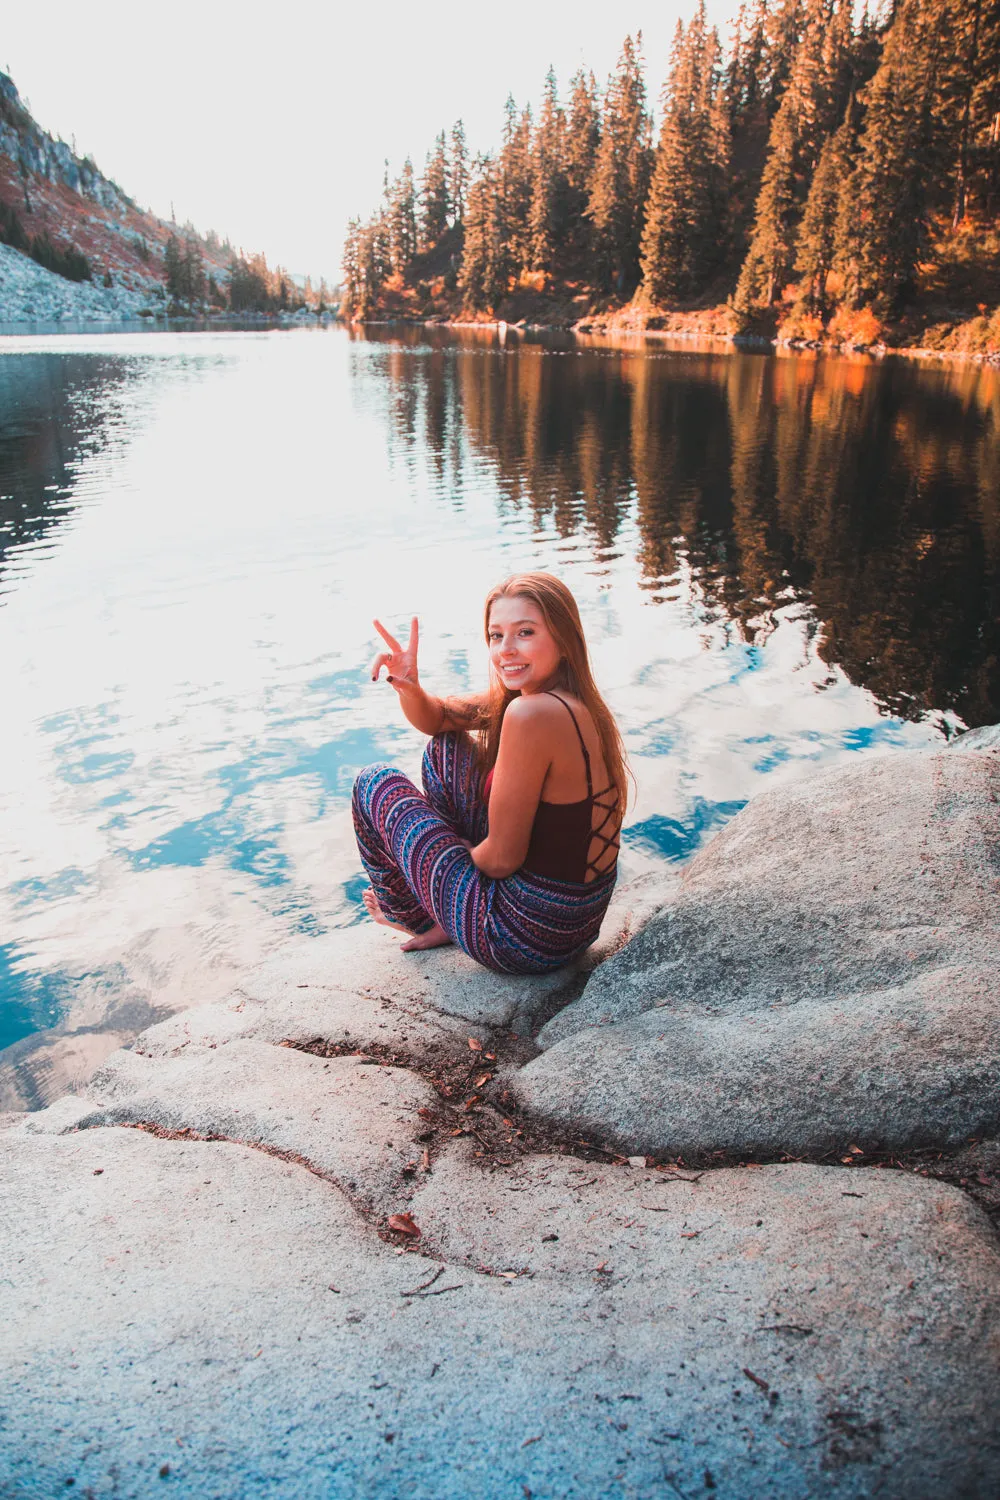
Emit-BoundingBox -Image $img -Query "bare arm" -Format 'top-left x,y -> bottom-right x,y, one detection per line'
470,697 -> 551,879
370,617 -> 486,736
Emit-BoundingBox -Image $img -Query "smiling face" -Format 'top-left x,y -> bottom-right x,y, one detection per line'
487,594 -> 563,696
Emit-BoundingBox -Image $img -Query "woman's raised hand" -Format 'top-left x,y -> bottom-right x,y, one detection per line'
371,617 -> 420,698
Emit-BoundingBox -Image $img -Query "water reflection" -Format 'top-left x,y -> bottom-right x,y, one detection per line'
361,328 -> 1000,727
0,353 -> 143,597
1,327 -> 994,1111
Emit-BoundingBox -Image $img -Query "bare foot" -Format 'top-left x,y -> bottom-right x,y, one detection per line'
400,923 -> 453,952
362,888 -> 453,951
361,886 -> 412,935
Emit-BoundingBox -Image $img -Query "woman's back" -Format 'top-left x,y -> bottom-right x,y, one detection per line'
486,691 -> 620,884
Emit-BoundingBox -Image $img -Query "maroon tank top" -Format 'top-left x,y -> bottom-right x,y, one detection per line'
483,692 -> 620,884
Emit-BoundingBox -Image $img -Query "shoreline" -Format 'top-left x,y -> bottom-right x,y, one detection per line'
0,307 -> 995,369
357,312 -> 1000,370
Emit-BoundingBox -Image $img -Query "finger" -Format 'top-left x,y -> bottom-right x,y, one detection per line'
406,616 -> 419,655
370,651 -> 392,682
373,618 -> 402,652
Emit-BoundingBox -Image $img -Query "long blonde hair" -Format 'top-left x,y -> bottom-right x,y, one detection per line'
478,572 -> 630,812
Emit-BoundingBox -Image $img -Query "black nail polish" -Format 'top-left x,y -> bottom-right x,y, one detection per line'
387,675 -> 394,683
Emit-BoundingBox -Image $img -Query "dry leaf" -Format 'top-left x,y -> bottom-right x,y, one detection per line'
464,1095 -> 481,1111
474,1072 -> 493,1088
417,1107 -> 435,1121
421,1148 -> 430,1172
485,1052 -> 497,1061
468,1038 -> 483,1051
387,1212 -> 421,1239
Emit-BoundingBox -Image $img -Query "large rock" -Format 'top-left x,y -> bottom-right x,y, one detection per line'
516,731 -> 1000,1156
3,734 -> 998,1494
117,867 -> 669,1061
3,1083 -> 999,1498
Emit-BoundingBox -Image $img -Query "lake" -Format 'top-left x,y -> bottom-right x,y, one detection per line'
1,323 -> 997,1109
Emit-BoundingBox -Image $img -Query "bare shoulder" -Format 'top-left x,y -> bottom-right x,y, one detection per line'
503,693 -> 570,729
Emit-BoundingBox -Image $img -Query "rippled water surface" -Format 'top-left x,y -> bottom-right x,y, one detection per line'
1,325 -> 997,1107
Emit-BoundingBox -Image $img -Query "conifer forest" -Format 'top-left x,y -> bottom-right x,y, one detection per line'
342,0 -> 1000,352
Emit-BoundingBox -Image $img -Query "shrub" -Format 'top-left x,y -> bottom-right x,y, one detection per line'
828,304 -> 883,348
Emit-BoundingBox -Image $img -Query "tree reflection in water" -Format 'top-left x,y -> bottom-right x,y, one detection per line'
360,326 -> 1000,728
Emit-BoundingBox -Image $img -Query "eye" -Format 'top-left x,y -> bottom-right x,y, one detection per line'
519,628 -> 534,637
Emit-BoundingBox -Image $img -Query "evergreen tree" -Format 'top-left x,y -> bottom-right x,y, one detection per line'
833,0 -> 938,314
587,35 -> 652,293
182,240 -> 206,303
498,96 -> 535,275
564,69 -> 601,260
449,120 -> 469,224
459,156 -> 511,310
529,66 -> 569,272
640,5 -> 730,304
727,0 -> 770,123
421,132 -> 451,250
761,0 -> 806,115
792,113 -> 852,309
163,234 -> 183,299
387,159 -> 418,272
936,0 -> 1000,226
343,218 -> 362,317
733,0 -> 853,316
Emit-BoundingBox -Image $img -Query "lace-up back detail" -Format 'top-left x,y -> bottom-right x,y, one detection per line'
518,692 -> 621,884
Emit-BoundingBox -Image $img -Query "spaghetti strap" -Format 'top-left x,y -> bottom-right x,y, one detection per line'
544,691 -> 593,796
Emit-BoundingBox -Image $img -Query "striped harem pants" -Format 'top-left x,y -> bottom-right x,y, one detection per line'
352,732 -> 615,975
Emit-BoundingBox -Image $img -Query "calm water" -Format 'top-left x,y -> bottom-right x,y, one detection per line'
1,325 -> 997,1108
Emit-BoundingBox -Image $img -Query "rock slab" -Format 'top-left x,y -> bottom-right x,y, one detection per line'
516,732 -> 1000,1156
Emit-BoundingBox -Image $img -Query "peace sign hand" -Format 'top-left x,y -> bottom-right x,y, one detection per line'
370,616 -> 420,698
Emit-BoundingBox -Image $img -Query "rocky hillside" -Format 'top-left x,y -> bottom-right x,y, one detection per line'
0,71 -> 314,323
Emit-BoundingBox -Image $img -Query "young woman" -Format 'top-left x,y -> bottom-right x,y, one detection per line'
352,572 -> 628,975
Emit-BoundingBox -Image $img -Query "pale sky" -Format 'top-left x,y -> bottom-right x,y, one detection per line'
5,0 -> 739,282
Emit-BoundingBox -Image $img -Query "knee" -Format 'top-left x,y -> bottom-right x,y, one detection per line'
352,762 -> 397,812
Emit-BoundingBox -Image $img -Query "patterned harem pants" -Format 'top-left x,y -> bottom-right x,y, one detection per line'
352,732 -> 616,975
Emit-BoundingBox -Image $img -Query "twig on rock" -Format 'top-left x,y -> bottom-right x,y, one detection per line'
401,1265 -> 444,1295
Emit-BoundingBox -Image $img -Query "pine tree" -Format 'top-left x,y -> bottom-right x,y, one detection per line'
182,240 -> 206,303
459,156 -> 510,310
421,132 -> 451,250
640,5 -> 730,305
792,113 -> 852,309
727,0 -> 769,122
833,0 -> 939,314
498,96 -> 535,275
564,70 -> 601,261
587,35 -> 652,293
935,0 -> 1000,226
733,0 -> 854,317
342,218 -> 363,318
163,234 -> 182,299
529,66 -> 569,272
387,159 -> 418,273
761,0 -> 806,115
449,120 -> 469,224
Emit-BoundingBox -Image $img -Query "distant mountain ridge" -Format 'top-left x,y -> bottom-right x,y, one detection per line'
0,70 -> 326,317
